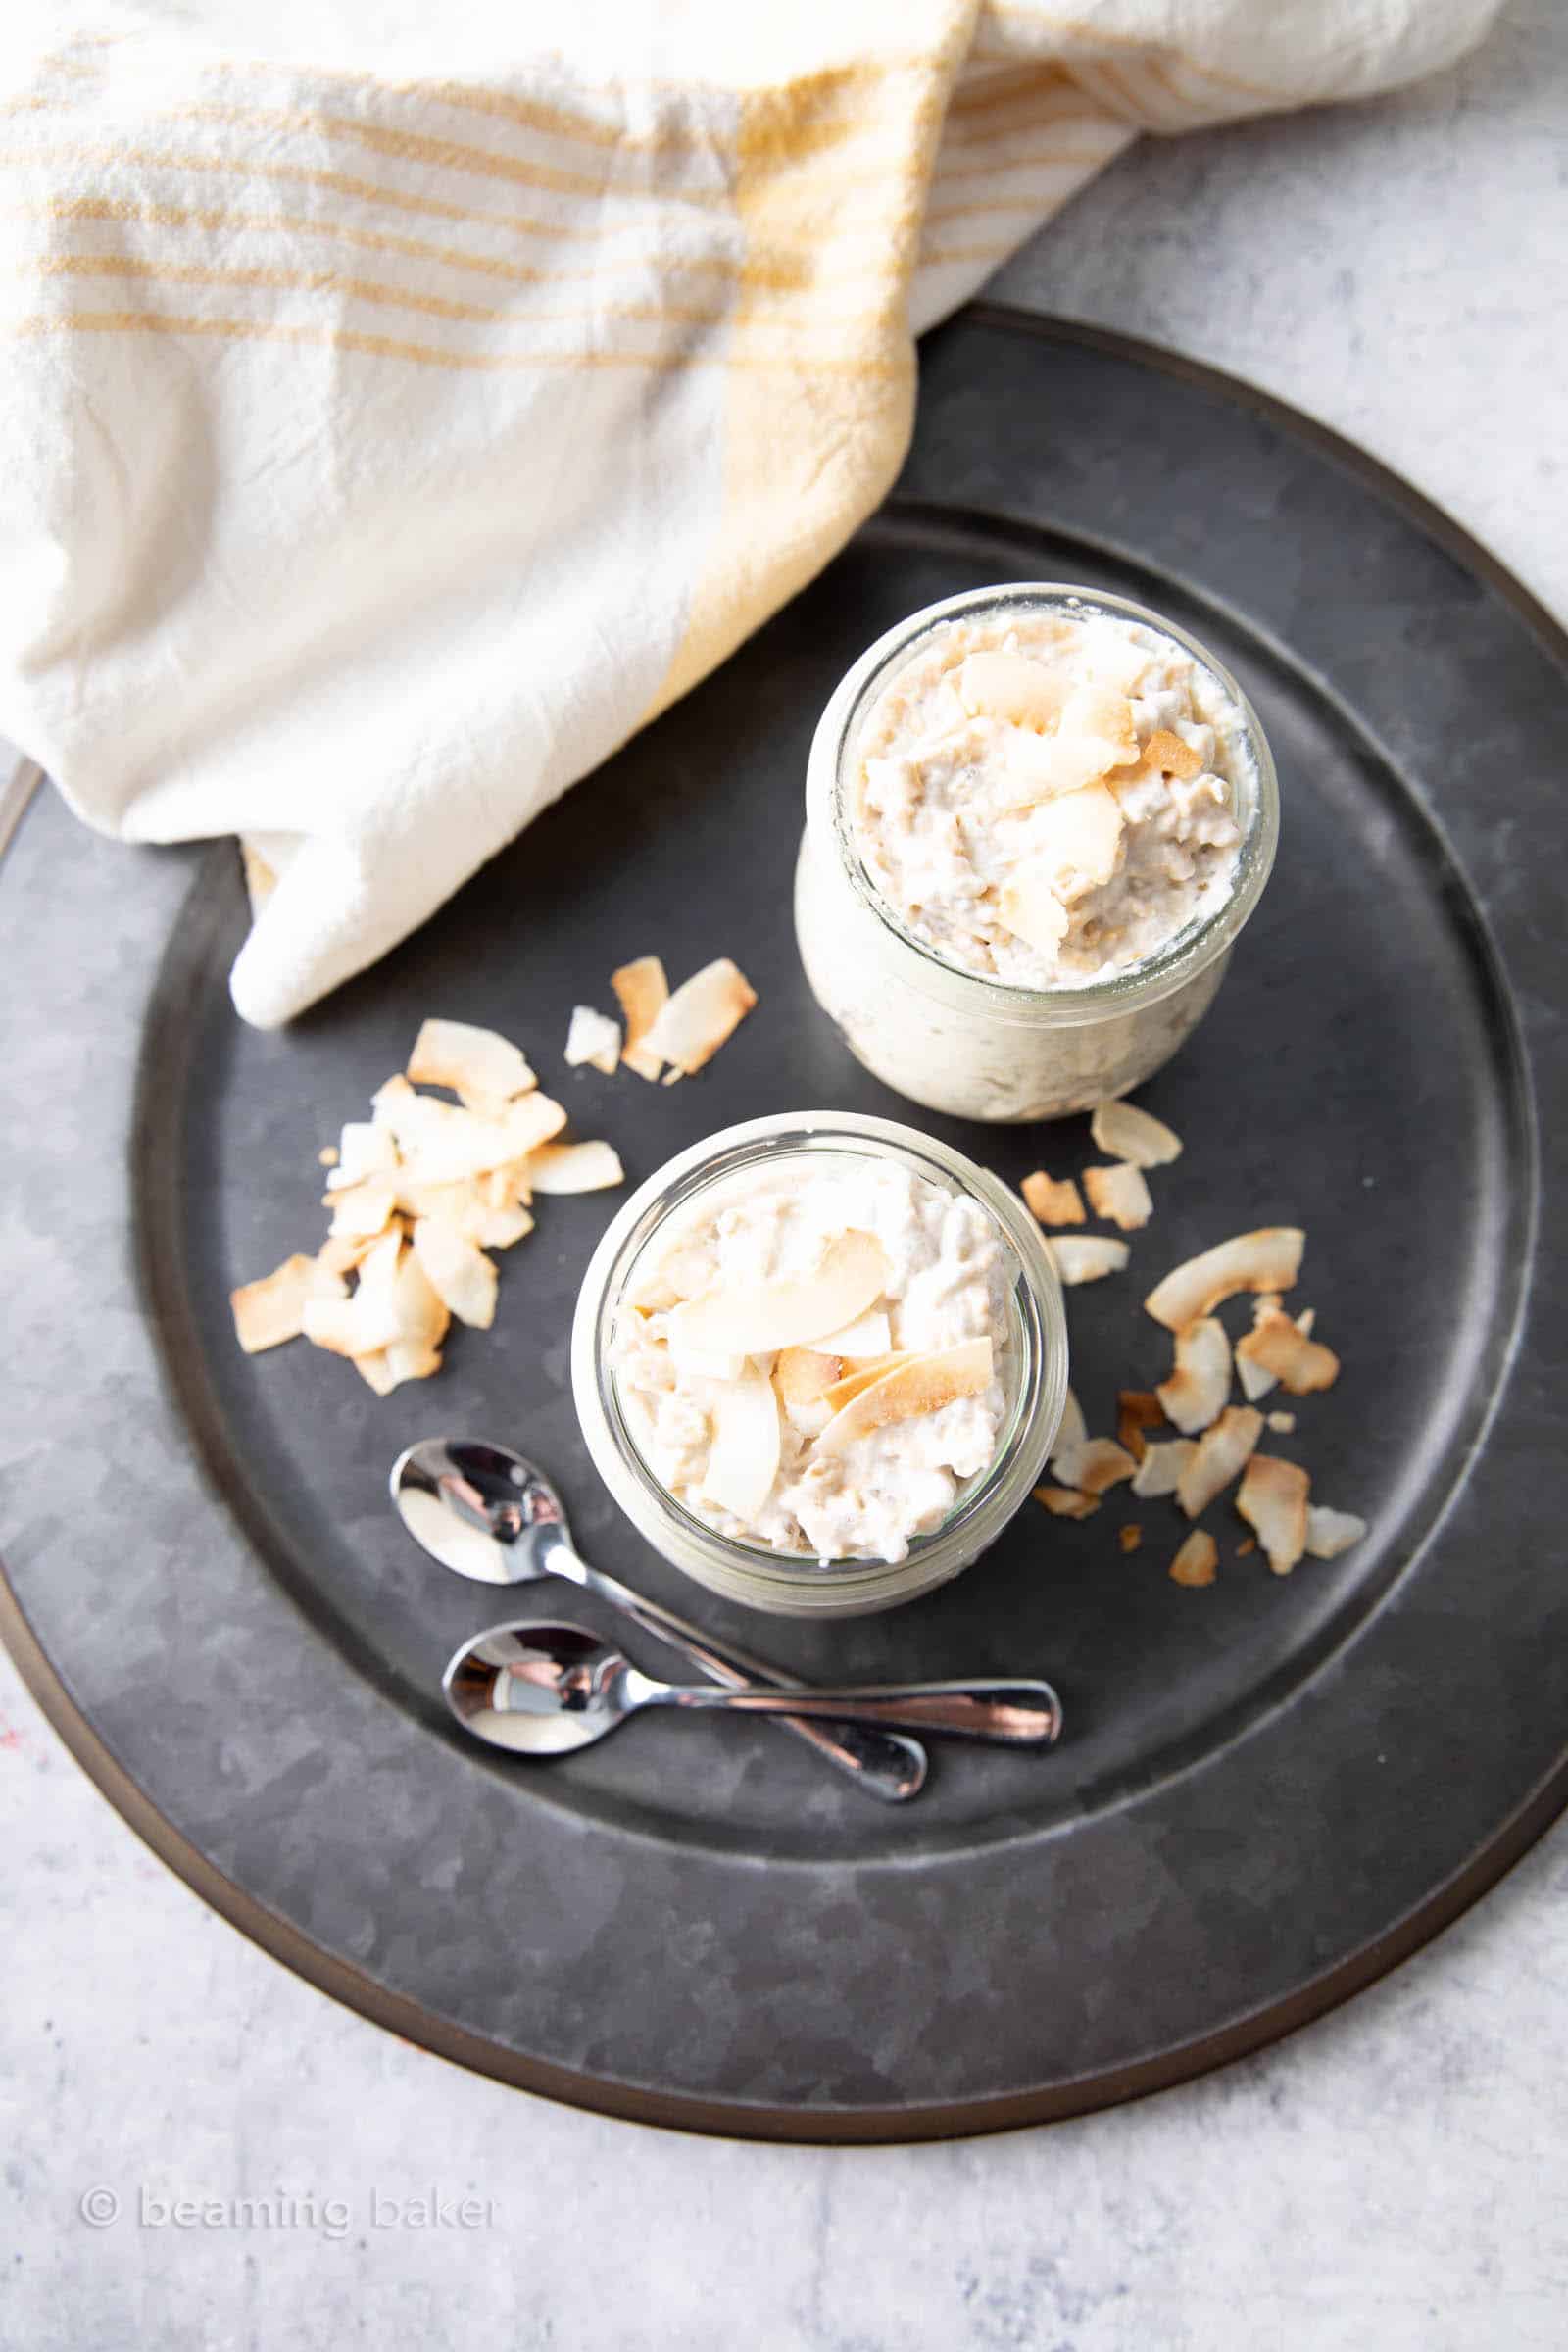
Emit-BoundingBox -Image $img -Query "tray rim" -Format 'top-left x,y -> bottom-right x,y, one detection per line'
4,307 -> 1565,2142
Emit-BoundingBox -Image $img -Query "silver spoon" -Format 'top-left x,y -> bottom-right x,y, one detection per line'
390,1437 -> 930,1803
445,1621 -> 1063,1758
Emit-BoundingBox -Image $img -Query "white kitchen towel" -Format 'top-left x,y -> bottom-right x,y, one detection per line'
0,1 -> 1497,1024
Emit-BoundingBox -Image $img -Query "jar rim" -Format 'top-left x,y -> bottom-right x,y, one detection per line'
812,580 -> 1280,1021
569,1113 -> 1067,1608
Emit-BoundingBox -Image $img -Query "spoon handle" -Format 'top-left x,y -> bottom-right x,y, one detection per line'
555,1543 -> 927,1801
644,1677 -> 1063,1748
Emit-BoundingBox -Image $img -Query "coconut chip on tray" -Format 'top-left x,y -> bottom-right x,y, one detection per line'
229,1016 -> 624,1393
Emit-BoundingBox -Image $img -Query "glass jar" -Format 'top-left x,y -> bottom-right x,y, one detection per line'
570,1112 -> 1067,1619
795,582 -> 1280,1122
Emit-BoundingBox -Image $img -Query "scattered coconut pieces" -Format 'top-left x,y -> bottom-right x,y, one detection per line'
411,1216 -> 499,1331
230,1016 -> 624,1393
318,1146 -> 338,1169
1145,1228 -> 1305,1333
1236,1302 -> 1317,1401
821,1353 -> 916,1412
1236,1308 -> 1341,1396
1048,1235 -> 1130,1286
407,1017 -> 537,1112
1132,1440 -> 1197,1499
1089,1099 -> 1183,1169
640,957 -> 758,1076
1156,1317 -> 1232,1435
1084,1162 -> 1153,1232
1305,1506 -> 1367,1560
1035,1485 -> 1101,1520
564,1004 -> 622,1076
611,956 -> 668,1082
1169,1529 -> 1218,1588
1118,1524 -> 1143,1554
813,1340 -> 994,1457
1051,1438 -> 1138,1496
1237,1455 -> 1311,1576
1022,1170 -> 1086,1227
527,1140 -> 625,1195
1266,1410 -> 1297,1435
230,1254 -> 347,1354
997,861 -> 1072,957
1176,1405 -> 1263,1518
1116,1389 -> 1163,1462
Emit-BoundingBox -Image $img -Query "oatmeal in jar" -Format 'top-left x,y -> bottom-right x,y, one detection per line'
795,586 -> 1278,1122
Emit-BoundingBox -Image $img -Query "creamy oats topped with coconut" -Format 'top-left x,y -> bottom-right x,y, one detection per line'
612,1155 -> 1010,1563
852,609 -> 1249,987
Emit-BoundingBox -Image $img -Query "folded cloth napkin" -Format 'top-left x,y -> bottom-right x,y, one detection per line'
0,1 -> 1496,1024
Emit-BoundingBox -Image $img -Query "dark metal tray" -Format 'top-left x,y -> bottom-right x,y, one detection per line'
2,310 -> 1563,2140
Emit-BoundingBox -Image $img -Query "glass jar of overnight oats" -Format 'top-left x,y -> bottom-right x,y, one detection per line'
570,1113 -> 1066,1619
795,583 -> 1280,1122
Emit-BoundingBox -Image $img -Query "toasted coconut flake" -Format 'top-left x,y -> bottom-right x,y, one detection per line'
231,1254 -> 347,1354
1018,783 -> 1125,903
318,1146 -> 338,1168
564,1004 -> 622,1077
1131,1440 -> 1196,1498
1022,1170 -> 1085,1227
397,1093 -> 567,1187
1237,1455 -> 1311,1576
1052,1438 -> 1138,1496
1236,1312 -> 1341,1396
411,1218 -> 498,1331
1237,1304 -> 1316,1399
527,1140 -> 625,1196
408,1018 -> 536,1107
1306,1506 -> 1367,1560
395,1175 -> 534,1250
1051,1385 -> 1088,1466
317,1233 -> 381,1278
390,1244 -> 450,1350
1083,1162 -> 1153,1231
1034,1485 -> 1100,1519
813,1340 -> 993,1457
1237,1537 -> 1256,1557
326,1181 -> 397,1243
1176,1405 -> 1263,1517
700,1368 -> 781,1522
996,862 -> 1069,957
1118,1524 -> 1143,1554
1048,1235 -> 1130,1286
1156,1317 -> 1232,1435
999,691 -> 1138,807
822,1352 -> 917,1412
1136,727 -> 1203,782
1169,1530 -> 1218,1588
1145,1228 -> 1305,1332
480,1159 -> 534,1210
773,1348 -> 843,1435
382,1339 -> 444,1387
661,1067 -> 685,1088
956,650 -> 1067,729
612,955 -> 669,1082
671,1232 -> 887,1358
814,1308 -> 892,1358
325,1120 -> 400,1192
1089,1099 -> 1183,1168
1116,1389 -> 1163,1462
641,958 -> 758,1075
1266,1410 -> 1297,1435
303,1234 -> 407,1357
353,1349 -> 398,1396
